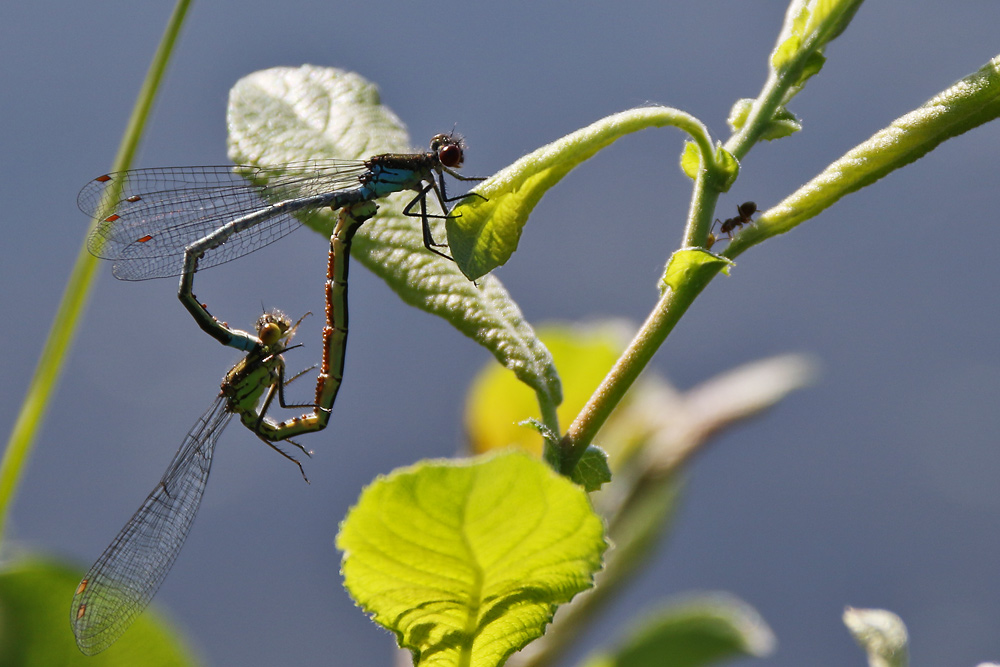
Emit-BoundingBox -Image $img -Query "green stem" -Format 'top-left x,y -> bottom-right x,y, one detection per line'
0,0 -> 193,546
681,169 -> 723,250
537,388 -> 562,470
725,69 -> 786,161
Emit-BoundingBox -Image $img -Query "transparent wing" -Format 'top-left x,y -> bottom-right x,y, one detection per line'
80,160 -> 372,280
71,395 -> 234,655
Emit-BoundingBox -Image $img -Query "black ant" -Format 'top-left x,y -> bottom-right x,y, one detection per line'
706,201 -> 757,250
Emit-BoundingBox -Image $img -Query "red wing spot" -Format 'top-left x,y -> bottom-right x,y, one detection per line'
136,234 -> 153,243
126,195 -> 142,202
77,603 -> 87,620
76,579 -> 89,595
95,175 -> 112,183
104,214 -> 120,222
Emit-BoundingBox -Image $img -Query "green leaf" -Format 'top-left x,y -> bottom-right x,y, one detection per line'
0,557 -> 198,666
518,417 -> 559,444
515,418 -> 565,470
760,107 -> 804,141
794,50 -> 827,89
569,445 -> 612,492
661,248 -> 733,292
734,54 -> 1000,251
580,593 -> 775,667
843,607 -> 909,667
227,65 -> 560,405
712,145 -> 739,191
446,107 -> 714,280
770,1 -> 809,71
726,99 -> 754,133
679,141 -> 701,180
228,66 -> 410,168
337,451 -> 607,667
728,100 -> 802,140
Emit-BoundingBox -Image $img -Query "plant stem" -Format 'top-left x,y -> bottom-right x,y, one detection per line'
682,170 -> 722,249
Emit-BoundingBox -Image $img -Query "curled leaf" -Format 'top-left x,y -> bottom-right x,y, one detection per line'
447,107 -> 713,280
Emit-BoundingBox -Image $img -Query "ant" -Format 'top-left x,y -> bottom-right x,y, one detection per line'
706,201 -> 757,250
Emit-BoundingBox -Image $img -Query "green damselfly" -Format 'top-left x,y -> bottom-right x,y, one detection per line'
71,204 -> 376,654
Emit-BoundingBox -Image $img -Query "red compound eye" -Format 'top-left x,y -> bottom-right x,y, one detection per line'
438,143 -> 464,168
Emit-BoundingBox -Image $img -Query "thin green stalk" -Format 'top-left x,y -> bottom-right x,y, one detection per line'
724,67 -> 789,162
0,0 -> 194,546
681,169 -> 723,250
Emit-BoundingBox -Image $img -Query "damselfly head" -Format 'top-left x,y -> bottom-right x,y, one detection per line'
256,309 -> 293,346
430,133 -> 466,169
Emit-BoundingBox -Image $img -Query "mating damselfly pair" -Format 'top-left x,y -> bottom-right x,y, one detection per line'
71,135 -> 483,654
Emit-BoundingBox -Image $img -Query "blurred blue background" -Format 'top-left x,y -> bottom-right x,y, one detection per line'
3,1 -> 1000,665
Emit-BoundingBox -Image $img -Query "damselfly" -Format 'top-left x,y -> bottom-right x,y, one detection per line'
72,201 -> 377,654
71,309 -> 321,655
79,134 -> 483,352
